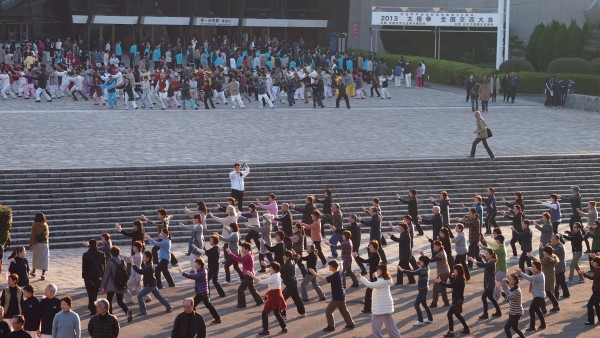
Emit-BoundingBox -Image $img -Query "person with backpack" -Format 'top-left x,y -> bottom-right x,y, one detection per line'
100,245 -> 132,323
82,239 -> 106,315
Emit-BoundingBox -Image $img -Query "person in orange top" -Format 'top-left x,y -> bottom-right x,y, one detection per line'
297,211 -> 327,266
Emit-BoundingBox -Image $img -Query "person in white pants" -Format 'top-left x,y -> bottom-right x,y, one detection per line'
227,78 -> 245,108
138,77 -> 154,109
405,71 -> 412,88
255,77 -> 274,109
156,77 -> 169,110
0,70 -> 17,99
122,241 -> 152,304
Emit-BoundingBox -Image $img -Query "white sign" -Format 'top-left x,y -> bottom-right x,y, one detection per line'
194,17 -> 239,26
372,12 -> 500,27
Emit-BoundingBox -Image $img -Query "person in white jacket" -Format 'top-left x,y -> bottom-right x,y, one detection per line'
120,241 -> 152,304
356,264 -> 401,338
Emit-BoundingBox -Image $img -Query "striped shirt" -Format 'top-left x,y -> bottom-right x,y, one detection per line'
506,286 -> 523,315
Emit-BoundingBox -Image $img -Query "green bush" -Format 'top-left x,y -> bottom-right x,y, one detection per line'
547,58 -> 591,75
590,58 -> 600,75
348,50 -> 600,96
552,23 -> 569,60
0,205 -> 12,248
499,59 -> 535,73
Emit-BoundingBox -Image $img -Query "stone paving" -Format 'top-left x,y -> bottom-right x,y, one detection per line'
11,229 -> 599,338
1,84 -> 600,169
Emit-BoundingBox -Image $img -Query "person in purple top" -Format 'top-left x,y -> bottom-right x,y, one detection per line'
178,258 -> 221,324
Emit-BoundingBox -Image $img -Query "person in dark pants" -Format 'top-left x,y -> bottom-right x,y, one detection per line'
469,111 -> 495,160
229,162 -> 250,211
483,187 -> 499,234
316,188 -> 333,238
507,72 -> 519,103
227,243 -> 264,308
515,220 -> 533,274
82,239 -> 106,315
192,235 -> 225,297
100,246 -> 132,322
202,80 -> 216,109
518,261 -> 546,332
280,251 -> 305,317
370,74 -> 381,97
465,75 -> 475,102
352,240 -> 381,314
560,186 -> 583,232
578,257 -> 600,325
179,258 -> 222,324
397,189 -> 424,236
335,77 -> 350,109
357,208 -> 387,266
145,228 -> 176,289
141,209 -> 178,266
436,264 -> 470,337
389,223 -> 415,285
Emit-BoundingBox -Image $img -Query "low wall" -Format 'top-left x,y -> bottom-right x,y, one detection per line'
565,94 -> 600,113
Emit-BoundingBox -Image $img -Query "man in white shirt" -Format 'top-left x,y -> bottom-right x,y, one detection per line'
230,162 -> 250,211
0,69 -> 17,99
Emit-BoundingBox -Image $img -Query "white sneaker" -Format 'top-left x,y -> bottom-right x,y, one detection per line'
221,281 -> 229,286
423,319 -> 432,324
414,321 -> 424,326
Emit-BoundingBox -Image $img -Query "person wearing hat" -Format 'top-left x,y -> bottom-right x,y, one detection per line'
560,186 -> 583,233
469,111 -> 495,160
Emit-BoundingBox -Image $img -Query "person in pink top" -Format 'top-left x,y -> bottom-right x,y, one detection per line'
256,193 -> 279,230
297,211 -> 328,266
226,242 -> 264,308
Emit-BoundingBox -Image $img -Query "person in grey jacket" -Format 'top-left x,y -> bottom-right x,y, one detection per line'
452,224 -> 469,280
469,111 -> 495,160
516,260 -> 546,332
100,246 -> 132,322
534,213 -> 553,258
550,235 -> 570,299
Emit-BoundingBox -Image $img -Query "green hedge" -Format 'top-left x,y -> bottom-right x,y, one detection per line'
0,205 -> 12,248
352,51 -> 600,96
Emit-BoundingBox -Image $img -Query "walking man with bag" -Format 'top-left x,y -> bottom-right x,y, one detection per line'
469,111 -> 495,160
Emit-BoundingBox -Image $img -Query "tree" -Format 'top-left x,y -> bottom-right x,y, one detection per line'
552,23 -> 569,60
582,23 -> 600,60
534,20 -> 559,71
0,205 -> 12,250
566,20 -> 584,57
526,23 -> 545,69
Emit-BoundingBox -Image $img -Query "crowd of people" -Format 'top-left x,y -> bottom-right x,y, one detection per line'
0,161 -> 596,338
0,36 -> 424,111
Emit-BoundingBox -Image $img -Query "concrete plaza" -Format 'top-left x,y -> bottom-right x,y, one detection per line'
1,84 -> 599,169
2,84 -> 600,337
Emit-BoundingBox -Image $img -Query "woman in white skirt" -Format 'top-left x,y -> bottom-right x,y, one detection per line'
356,264 -> 401,338
29,212 -> 49,280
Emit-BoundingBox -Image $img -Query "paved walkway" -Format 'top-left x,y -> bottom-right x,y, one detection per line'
1,85 -> 599,169
10,228 -> 599,338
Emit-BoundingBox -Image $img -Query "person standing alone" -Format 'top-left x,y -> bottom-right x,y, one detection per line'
469,111 -> 495,160
230,163 -> 249,211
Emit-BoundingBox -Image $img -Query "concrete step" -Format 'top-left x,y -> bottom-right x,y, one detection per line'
3,154 -> 599,248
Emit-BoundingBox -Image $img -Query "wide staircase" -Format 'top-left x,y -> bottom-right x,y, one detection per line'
1,154 -> 599,249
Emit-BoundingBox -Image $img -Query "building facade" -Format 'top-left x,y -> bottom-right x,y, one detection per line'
347,0 -> 595,52
1,0 -> 349,50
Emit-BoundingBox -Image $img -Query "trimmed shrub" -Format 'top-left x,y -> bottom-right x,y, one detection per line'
499,59 -> 535,73
535,21 -> 560,71
0,205 -> 12,248
547,58 -> 591,75
354,51 -> 600,96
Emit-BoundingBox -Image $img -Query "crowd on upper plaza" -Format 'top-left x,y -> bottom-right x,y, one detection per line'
0,34 -> 431,110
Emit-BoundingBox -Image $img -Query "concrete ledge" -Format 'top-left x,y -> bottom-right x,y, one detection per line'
565,94 -> 600,112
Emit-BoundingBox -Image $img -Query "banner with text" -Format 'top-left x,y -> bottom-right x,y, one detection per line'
372,12 -> 500,27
